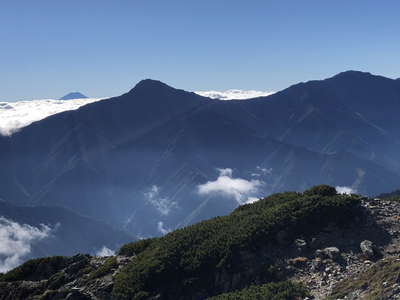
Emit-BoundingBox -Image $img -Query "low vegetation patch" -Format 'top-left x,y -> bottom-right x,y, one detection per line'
206,281 -> 309,300
113,185 -> 362,299
118,237 -> 158,257
0,256 -> 71,282
88,256 -> 118,279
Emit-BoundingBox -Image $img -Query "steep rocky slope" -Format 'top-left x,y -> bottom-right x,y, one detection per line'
2,186 -> 400,299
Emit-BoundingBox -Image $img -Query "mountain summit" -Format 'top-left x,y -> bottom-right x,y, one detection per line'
1,71 -> 400,241
129,79 -> 173,92
60,92 -> 88,100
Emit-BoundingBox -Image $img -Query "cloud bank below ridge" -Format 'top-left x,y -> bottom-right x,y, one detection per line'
195,89 -> 275,100
0,88 -> 274,136
0,217 -> 52,273
197,168 -> 263,205
0,97 -> 105,136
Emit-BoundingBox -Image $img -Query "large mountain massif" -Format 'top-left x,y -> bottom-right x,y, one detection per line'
0,70 -> 399,241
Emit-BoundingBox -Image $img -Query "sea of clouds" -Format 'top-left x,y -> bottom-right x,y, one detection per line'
0,90 -> 274,136
195,89 -> 275,100
0,97 -> 104,136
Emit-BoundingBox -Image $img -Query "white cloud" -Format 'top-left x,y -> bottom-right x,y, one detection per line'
95,246 -> 115,257
0,217 -> 52,273
157,221 -> 171,235
0,97 -> 105,136
251,166 -> 272,177
197,168 -> 264,205
244,197 -> 260,204
144,185 -> 177,216
336,186 -> 356,195
195,89 -> 275,100
256,166 -> 272,174
217,168 -> 233,177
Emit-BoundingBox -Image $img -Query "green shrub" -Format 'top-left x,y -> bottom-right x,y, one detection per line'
47,271 -> 68,290
118,237 -> 158,257
88,256 -> 118,279
0,256 -> 70,282
304,184 -> 337,197
207,281 -> 309,300
113,186 -> 361,299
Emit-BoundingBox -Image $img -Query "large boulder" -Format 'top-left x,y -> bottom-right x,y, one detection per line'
315,247 -> 341,260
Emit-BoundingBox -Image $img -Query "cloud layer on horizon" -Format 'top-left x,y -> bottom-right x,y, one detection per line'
0,98 -> 104,136
195,89 -> 275,100
0,89 -> 275,136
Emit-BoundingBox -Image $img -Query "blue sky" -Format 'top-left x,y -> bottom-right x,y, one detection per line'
1,1 -> 399,101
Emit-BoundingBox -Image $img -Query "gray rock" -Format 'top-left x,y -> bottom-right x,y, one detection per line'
311,258 -> 323,272
315,247 -> 340,260
360,240 -> 378,258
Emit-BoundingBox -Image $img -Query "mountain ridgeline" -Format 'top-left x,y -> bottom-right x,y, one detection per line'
0,71 -> 400,241
0,186 -> 363,299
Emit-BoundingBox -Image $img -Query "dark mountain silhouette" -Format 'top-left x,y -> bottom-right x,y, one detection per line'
212,70 -> 400,173
0,72 -> 399,239
59,92 -> 88,100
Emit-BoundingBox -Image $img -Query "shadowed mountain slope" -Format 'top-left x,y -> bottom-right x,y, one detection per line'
0,200 -> 132,269
0,73 -> 399,239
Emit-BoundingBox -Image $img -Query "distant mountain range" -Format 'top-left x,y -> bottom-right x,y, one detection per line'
0,90 -> 271,136
59,92 -> 88,100
0,70 -> 399,259
0,97 -> 104,135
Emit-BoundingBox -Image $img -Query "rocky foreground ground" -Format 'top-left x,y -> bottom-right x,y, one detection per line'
1,196 -> 400,300
292,197 -> 400,299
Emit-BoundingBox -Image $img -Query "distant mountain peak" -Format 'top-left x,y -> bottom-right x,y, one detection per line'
332,70 -> 374,79
129,79 -> 174,94
60,92 -> 88,100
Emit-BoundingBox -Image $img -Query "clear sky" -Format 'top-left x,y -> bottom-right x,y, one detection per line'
1,0 -> 399,101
